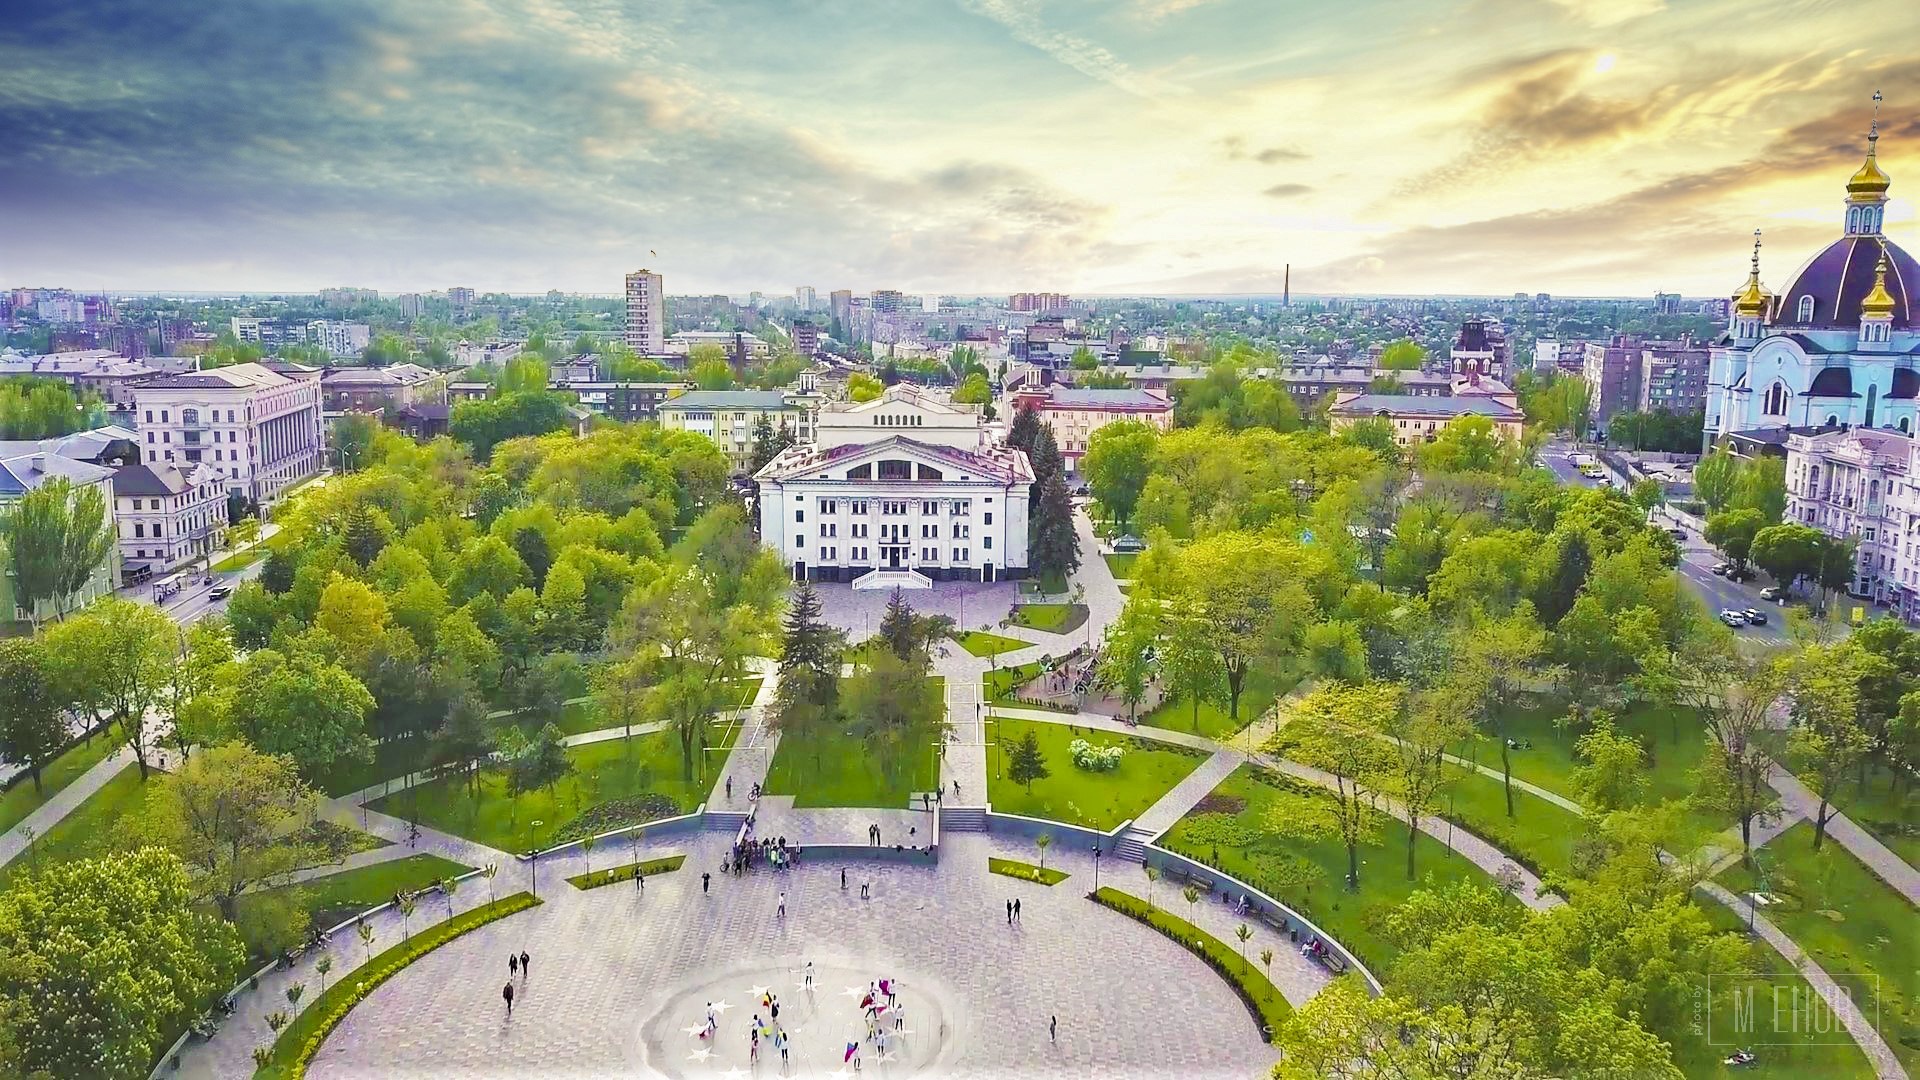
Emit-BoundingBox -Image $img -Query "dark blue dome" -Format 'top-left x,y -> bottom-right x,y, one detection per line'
1778,235 -> 1918,329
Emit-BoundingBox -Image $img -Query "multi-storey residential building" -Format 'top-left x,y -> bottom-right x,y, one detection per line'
113,459 -> 226,574
623,269 -> 666,354
829,290 -> 852,332
319,287 -> 378,307
446,286 -> 475,312
319,362 -> 449,414
398,293 -> 425,318
791,320 -> 820,355
1785,427 -> 1909,609
755,384 -> 1032,584
666,331 -> 771,359
871,290 -> 907,314
0,437 -> 119,620
231,317 -> 272,343
1638,338 -> 1711,413
0,348 -> 161,405
567,382 -> 683,423
795,286 -> 816,312
1329,390 -> 1524,447
132,362 -> 324,504
1583,335 -> 1644,422
658,389 -> 819,473
308,320 -> 371,358
1009,385 -> 1173,474
1009,292 -> 1070,313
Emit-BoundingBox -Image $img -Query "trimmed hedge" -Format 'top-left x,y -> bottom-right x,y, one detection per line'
988,857 -> 1068,886
566,854 -> 686,891
1089,886 -> 1290,1041
256,891 -> 540,1078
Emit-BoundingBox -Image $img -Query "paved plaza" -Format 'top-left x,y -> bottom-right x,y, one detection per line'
300,831 -> 1295,1079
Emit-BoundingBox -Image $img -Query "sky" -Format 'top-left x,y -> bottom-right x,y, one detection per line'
2,0 -> 1917,299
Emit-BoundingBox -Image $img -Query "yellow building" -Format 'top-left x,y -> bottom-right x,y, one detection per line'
658,389 -> 820,473
1329,391 -> 1524,447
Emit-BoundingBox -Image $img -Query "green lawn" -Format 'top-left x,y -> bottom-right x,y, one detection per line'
1009,603 -> 1084,634
1718,821 -> 1919,1073
1141,669 -> 1292,743
0,759 -> 152,891
1798,762 -> 1919,869
1435,763 -> 1584,884
312,736 -> 435,798
238,853 -> 473,937
1103,552 -> 1139,579
989,856 -> 1068,885
1673,898 -> 1879,1079
986,716 -> 1207,831
210,546 -> 268,572
371,721 -> 735,852
953,630 -> 1033,658
1471,697 -> 1726,825
762,680 -> 946,809
0,728 -> 121,835
1160,766 -> 1504,979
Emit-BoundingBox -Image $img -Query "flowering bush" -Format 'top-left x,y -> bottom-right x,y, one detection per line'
1069,738 -> 1125,771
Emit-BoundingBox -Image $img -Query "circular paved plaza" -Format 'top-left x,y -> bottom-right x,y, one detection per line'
306,832 -> 1289,1079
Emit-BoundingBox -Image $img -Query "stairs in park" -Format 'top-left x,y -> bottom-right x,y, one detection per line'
706,810 -> 748,833
853,568 -> 932,591
939,805 -> 988,832
1112,825 -> 1156,863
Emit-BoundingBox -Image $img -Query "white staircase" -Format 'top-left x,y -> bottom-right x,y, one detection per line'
706,810 -> 749,833
939,805 -> 988,832
853,569 -> 932,590
1112,824 -> 1156,863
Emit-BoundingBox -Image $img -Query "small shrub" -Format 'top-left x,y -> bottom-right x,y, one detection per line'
1068,738 -> 1125,772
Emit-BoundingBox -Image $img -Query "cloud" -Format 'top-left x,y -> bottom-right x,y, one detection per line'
956,0 -> 1186,99
1263,183 -> 1313,198
1219,136 -> 1308,163
1255,146 -> 1309,164
1545,0 -> 1665,28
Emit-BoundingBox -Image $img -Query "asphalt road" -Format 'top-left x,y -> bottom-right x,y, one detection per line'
120,556 -> 266,628
1539,440 -> 1788,645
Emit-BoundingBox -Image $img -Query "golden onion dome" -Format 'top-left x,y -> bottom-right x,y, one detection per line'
1862,247 -> 1897,317
1734,230 -> 1770,316
1849,146 -> 1892,201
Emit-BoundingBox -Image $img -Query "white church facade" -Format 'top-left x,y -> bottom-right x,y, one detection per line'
754,384 -> 1033,585
1706,106 -> 1919,444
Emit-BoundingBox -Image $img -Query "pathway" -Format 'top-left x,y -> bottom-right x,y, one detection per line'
0,743 -> 135,871
1764,761 -> 1920,906
1128,749 -> 1239,838
1695,881 -> 1908,1080
709,660 -> 781,811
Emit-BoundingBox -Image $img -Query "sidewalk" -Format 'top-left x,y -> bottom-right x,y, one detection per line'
1765,762 -> 1919,905
0,745 -> 136,870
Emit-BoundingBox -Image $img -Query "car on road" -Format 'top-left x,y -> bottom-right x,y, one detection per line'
1759,586 -> 1783,601
1743,608 -> 1768,625
208,583 -> 232,600
1719,609 -> 1748,628
1727,565 -> 1756,582
1110,534 -> 1147,553
1712,563 -> 1732,576
1667,528 -> 1687,541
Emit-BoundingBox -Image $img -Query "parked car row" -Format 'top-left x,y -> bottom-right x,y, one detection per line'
1719,607 -> 1769,628
1711,562 -> 1757,583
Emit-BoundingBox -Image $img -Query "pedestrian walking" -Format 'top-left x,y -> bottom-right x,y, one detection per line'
953,779 -> 960,798
509,953 -> 519,977
1014,898 -> 1022,923
703,871 -> 711,894
894,1000 -> 905,1032
778,892 -> 787,918
727,775 -> 733,801
1050,1015 -> 1057,1043
503,981 -> 515,1016
804,961 -> 814,989
519,950 -> 529,977
1006,899 -> 1013,925
637,866 -> 645,891
841,867 -> 847,890
750,1025 -> 759,1063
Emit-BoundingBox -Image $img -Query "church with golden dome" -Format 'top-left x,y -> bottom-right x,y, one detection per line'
1706,100 -> 1918,444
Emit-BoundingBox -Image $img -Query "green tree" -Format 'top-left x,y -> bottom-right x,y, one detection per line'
1283,681 -> 1396,889
748,413 -> 797,476
221,646 -> 376,780
952,371 -> 993,405
1704,507 -> 1764,570
342,503 -> 390,568
691,358 -> 735,390
0,848 -> 246,1080
847,372 -> 883,402
1731,455 -> 1786,524
844,647 -> 945,781
1006,404 -> 1041,453
1375,339 -> 1426,370
505,722 -> 572,808
1029,454 -> 1080,583
1098,598 -> 1158,722
1083,420 -> 1158,531
1749,521 -> 1824,592
1788,644 -> 1874,851
330,412 -> 380,473
1455,607 -> 1548,817
0,638 -> 65,794
1160,593 -> 1223,730
1302,620 -> 1368,682
1178,532 -> 1317,719
1571,714 -> 1648,811
146,742 -> 324,921
1534,531 -> 1592,625
43,597 -> 176,780
1693,447 -> 1741,513
1385,686 -> 1468,880
1007,728 -> 1050,793
769,580 -> 846,778
0,476 -> 113,629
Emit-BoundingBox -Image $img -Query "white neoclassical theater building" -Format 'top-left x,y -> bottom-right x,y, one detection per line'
753,384 -> 1032,587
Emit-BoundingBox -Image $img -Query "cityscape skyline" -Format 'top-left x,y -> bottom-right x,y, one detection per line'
3,1 -> 1916,298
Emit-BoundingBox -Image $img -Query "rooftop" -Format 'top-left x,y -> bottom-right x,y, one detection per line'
138,362 -> 296,391
659,390 -> 795,411
1332,394 -> 1520,418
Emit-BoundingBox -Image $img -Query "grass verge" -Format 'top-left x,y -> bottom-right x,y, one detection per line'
1089,886 -> 1290,1040
1009,603 -> 1087,635
238,854 -> 473,939
256,891 -> 540,1078
212,547 -> 269,573
567,854 -> 685,891
953,630 -> 1033,658
985,716 -> 1207,831
762,682 -> 944,809
0,728 -> 120,834
989,856 -> 1068,886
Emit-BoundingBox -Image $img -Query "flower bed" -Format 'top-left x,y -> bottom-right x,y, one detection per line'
256,892 -> 540,1078
1088,886 -> 1291,1040
566,854 -> 686,891
551,793 -> 679,845
1069,738 -> 1125,771
988,856 -> 1068,886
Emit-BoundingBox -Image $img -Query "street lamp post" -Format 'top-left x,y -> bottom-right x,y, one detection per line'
1092,845 -> 1103,892
530,820 -> 544,899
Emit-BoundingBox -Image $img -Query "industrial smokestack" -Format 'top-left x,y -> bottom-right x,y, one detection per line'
1283,264 -> 1291,308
